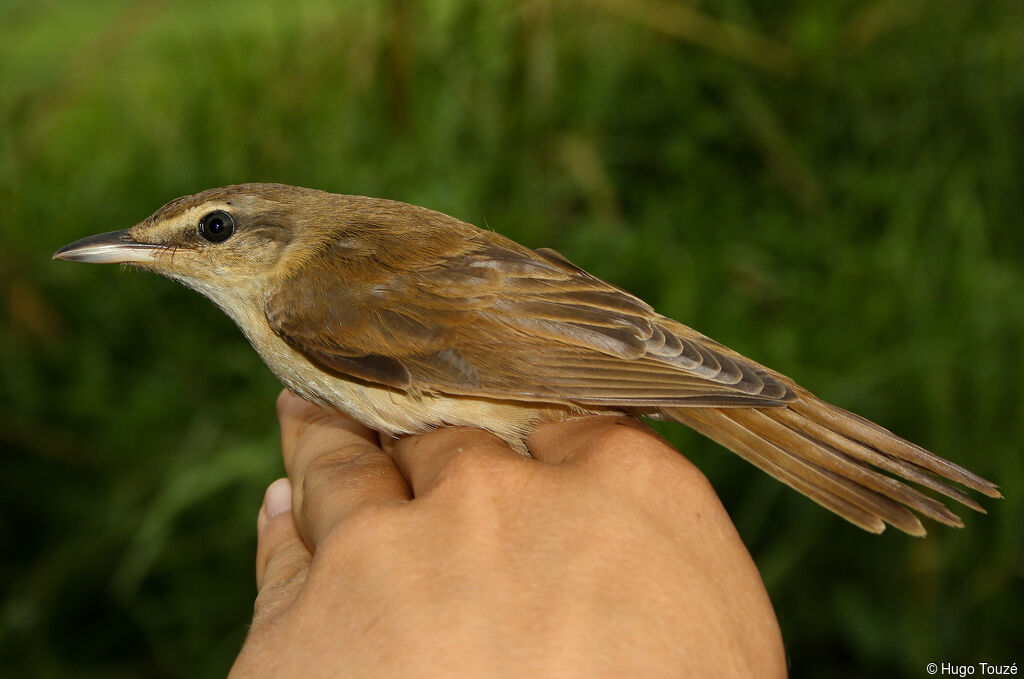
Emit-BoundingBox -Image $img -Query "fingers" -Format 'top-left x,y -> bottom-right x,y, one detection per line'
528,415 -> 716,524
526,414 -> 659,464
388,416 -> 665,496
277,389 -> 379,475
390,426 -> 531,496
276,390 -> 411,548
253,478 -> 311,625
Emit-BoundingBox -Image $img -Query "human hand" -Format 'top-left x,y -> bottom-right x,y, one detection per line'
229,391 -> 786,678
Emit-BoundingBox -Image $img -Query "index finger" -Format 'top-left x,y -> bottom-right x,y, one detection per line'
277,390 -> 411,548
389,426 -> 532,497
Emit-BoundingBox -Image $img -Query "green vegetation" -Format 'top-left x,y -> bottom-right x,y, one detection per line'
2,1 -> 1021,676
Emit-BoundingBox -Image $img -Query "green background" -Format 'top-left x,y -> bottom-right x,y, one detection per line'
2,0 -> 1021,676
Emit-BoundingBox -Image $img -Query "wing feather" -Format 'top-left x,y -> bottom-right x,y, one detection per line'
265,233 -> 794,407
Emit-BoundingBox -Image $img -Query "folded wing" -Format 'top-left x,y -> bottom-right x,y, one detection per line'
264,235 -> 793,407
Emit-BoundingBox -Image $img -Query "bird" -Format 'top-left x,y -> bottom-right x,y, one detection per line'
53,183 -> 999,535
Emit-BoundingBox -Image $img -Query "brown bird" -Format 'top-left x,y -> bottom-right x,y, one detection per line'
54,183 -> 999,535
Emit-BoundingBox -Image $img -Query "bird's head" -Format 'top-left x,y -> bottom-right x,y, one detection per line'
52,184 -> 346,306
54,183 -> 483,337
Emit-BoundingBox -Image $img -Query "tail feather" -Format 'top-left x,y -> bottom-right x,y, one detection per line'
670,407 -> 890,534
728,408 -> 949,531
770,406 -> 987,514
663,390 -> 999,535
789,396 -> 1001,498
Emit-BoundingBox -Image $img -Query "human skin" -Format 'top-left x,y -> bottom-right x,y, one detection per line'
229,390 -> 787,678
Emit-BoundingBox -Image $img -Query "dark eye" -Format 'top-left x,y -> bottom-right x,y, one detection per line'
198,210 -> 235,243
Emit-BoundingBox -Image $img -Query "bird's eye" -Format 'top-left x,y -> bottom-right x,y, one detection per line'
198,211 -> 236,243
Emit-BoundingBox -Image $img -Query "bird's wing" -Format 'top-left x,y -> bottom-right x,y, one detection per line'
264,235 -> 794,407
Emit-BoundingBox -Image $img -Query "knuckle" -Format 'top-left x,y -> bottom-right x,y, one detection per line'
297,448 -> 396,525
583,423 -> 658,465
585,423 -> 696,481
433,444 -> 523,496
579,423 -> 720,515
302,445 -> 389,490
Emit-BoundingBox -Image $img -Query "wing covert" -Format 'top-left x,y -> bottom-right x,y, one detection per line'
264,233 -> 794,406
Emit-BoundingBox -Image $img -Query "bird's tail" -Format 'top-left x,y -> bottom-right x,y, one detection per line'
663,389 -> 1001,535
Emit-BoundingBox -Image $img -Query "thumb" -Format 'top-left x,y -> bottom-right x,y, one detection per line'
252,478 -> 312,626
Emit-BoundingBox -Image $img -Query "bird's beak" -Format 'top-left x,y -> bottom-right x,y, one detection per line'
53,229 -> 163,264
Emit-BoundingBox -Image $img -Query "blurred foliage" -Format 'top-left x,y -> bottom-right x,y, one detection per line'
1,0 -> 1022,676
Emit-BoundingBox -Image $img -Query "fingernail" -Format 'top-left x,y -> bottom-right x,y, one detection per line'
263,478 -> 293,519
